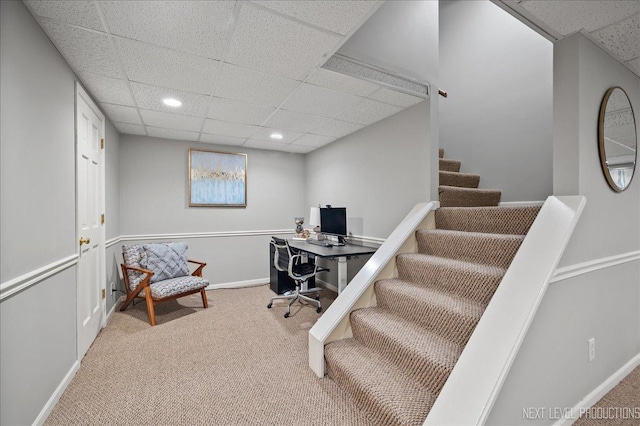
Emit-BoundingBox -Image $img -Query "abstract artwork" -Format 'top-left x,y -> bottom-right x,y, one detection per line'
188,149 -> 247,207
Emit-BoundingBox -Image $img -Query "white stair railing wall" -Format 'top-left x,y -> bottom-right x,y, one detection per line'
308,201 -> 439,378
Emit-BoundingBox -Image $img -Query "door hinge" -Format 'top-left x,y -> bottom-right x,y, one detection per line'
100,138 -> 105,149
101,213 -> 105,225
101,289 -> 106,299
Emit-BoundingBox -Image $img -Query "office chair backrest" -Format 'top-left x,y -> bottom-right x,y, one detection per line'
271,237 -> 291,272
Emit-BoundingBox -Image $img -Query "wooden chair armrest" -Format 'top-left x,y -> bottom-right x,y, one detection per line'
188,259 -> 207,277
122,264 -> 154,277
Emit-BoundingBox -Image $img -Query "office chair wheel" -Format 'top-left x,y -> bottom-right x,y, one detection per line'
316,307 -> 322,313
284,312 -> 290,318
267,303 -> 272,309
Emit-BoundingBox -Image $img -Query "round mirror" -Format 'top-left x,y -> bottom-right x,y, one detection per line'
598,87 -> 637,192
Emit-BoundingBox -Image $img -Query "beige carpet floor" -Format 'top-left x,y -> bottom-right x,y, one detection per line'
45,285 -> 372,426
574,365 -> 640,426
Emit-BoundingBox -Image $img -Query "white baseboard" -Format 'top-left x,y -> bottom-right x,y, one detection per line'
206,278 -> 268,290
106,295 -> 124,322
33,360 -> 80,426
552,352 -> 640,426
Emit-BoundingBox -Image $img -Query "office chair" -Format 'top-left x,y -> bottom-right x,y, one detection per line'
267,237 -> 327,318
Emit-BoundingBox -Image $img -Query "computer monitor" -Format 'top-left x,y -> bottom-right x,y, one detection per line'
320,207 -> 347,239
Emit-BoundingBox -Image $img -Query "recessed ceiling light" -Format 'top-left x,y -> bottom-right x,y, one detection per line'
163,98 -> 182,107
270,132 -> 283,140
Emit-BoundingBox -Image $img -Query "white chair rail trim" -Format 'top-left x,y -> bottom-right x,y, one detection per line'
424,195 -> 587,426
0,254 -> 79,301
551,250 -> 640,284
309,201 -> 439,378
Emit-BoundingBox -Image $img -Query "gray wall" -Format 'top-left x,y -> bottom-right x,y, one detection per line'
487,32 -> 640,425
305,102 -> 433,289
305,101 -> 432,240
439,0 -> 553,202
105,120 -> 121,314
338,0 -> 438,85
118,135 -> 307,284
1,1 -> 81,424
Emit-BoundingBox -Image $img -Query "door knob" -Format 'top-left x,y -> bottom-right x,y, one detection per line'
79,237 -> 91,245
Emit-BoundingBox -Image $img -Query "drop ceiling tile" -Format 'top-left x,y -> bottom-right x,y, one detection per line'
521,1 -> 640,36
99,1 -> 234,59
310,119 -> 364,138
101,104 -> 142,125
79,73 -> 135,106
130,82 -> 210,117
115,38 -> 221,95
140,110 -> 203,132
39,19 -> 122,78
199,134 -> 247,146
207,97 -> 275,125
113,122 -> 146,136
281,83 -> 363,118
203,119 -> 259,138
146,127 -> 200,142
369,87 -> 425,108
628,57 -> 640,75
251,127 -> 304,144
292,134 -> 335,147
225,4 -> 342,80
262,110 -> 328,133
285,144 -> 317,154
306,68 -> 380,97
25,0 -> 105,31
242,138 -> 289,151
338,99 -> 404,126
592,14 -> 640,61
252,1 -> 378,36
214,64 -> 300,108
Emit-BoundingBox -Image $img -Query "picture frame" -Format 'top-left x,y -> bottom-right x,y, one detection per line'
188,148 -> 247,207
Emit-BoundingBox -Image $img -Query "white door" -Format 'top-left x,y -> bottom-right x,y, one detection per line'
76,82 -> 106,360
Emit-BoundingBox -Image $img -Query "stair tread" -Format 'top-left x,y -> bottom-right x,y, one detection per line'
439,185 -> 501,207
326,338 -> 437,426
351,307 -> 462,393
397,252 -> 506,277
439,185 -> 500,194
439,170 -> 480,188
438,159 -> 461,172
376,279 -> 484,316
416,228 -> 524,271
419,228 -> 526,239
375,279 -> 485,347
435,205 -> 541,235
395,253 -> 505,305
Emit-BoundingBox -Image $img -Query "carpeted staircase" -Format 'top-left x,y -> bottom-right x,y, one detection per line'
324,149 -> 541,425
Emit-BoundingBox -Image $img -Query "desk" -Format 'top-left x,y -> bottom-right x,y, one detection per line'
287,240 -> 378,294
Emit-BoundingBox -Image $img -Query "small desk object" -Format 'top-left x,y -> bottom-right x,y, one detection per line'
287,239 -> 378,294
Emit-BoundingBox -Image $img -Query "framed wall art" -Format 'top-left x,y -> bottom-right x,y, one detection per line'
188,148 -> 247,207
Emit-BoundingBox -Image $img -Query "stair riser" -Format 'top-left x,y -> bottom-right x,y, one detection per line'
439,188 -> 501,207
435,206 -> 541,235
439,172 -> 480,188
416,230 -> 524,270
351,312 -> 457,394
396,254 -> 503,305
375,283 -> 482,347
439,159 -> 461,172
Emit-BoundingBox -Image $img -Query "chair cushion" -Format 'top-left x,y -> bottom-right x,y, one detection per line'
143,242 -> 189,283
150,276 -> 209,299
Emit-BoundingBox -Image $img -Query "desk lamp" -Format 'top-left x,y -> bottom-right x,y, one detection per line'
308,206 -> 323,240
